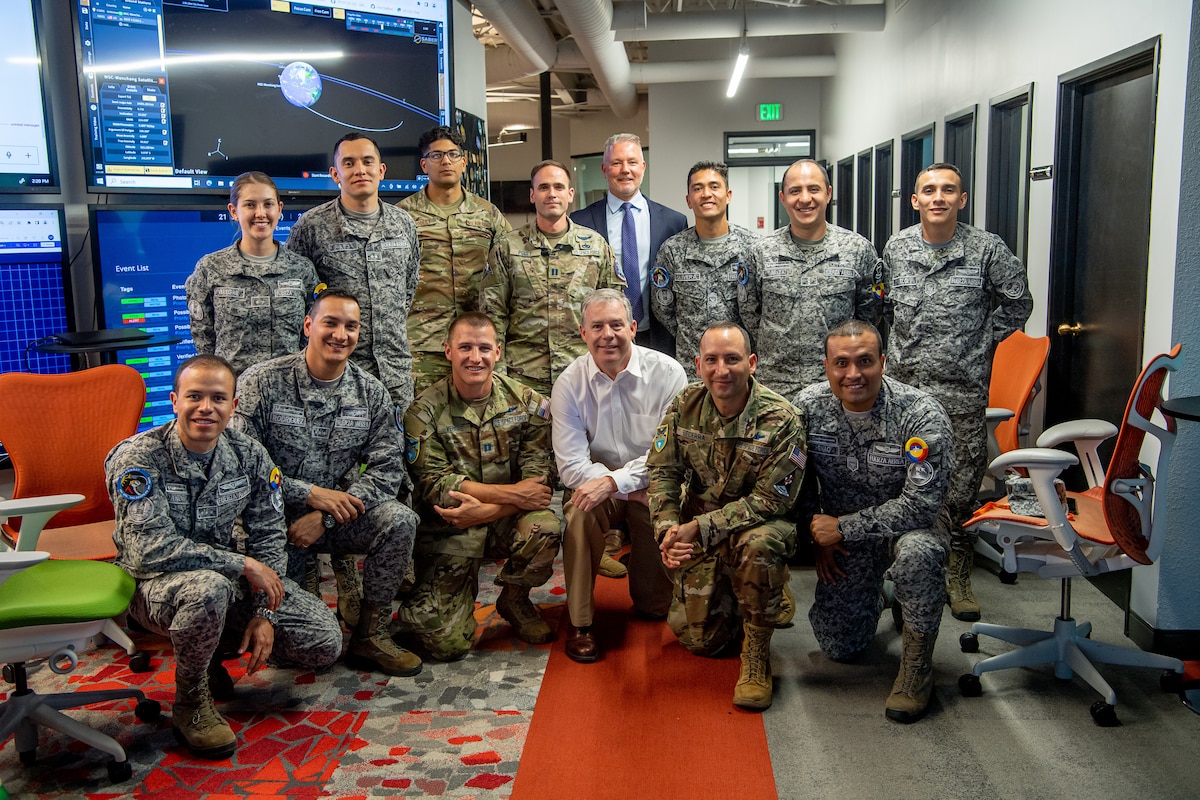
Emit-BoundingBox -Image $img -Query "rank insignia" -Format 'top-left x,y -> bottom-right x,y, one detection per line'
651,265 -> 670,288
117,468 -> 152,501
905,437 -> 929,463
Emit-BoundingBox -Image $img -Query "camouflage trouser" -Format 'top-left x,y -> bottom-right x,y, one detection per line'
809,525 -> 949,662
563,497 -> 672,626
397,509 -> 561,661
668,517 -> 795,657
411,352 -> 452,400
129,570 -> 342,681
505,370 -> 553,399
944,410 -> 988,542
284,500 -> 418,606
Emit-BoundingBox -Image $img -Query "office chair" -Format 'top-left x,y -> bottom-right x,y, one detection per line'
0,364 -> 150,671
959,345 -> 1185,726
0,495 -> 160,784
977,331 -> 1051,577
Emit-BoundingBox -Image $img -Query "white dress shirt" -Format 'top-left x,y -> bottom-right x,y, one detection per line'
551,344 -> 688,496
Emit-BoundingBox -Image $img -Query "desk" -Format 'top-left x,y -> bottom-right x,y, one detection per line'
1161,396 -> 1200,422
32,334 -> 182,367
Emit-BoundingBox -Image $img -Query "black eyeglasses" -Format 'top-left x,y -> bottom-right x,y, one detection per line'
424,150 -> 463,162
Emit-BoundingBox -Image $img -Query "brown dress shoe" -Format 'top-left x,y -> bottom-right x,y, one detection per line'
566,626 -> 598,663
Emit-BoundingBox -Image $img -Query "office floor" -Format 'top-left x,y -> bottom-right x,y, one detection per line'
2,554 -> 1198,799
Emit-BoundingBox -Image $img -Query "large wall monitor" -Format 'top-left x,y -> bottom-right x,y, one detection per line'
74,0 -> 451,196
89,205 -> 307,429
0,2 -> 61,192
0,204 -> 72,376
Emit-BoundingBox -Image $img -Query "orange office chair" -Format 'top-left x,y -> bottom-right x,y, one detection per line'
0,364 -> 150,671
959,345 -> 1186,726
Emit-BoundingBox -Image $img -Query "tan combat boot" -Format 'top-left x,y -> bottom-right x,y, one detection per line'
772,582 -> 796,628
348,602 -> 423,676
173,671 -> 237,759
599,528 -> 628,578
946,537 -> 981,621
885,627 -> 937,723
332,554 -> 363,629
496,585 -> 555,644
733,622 -> 774,710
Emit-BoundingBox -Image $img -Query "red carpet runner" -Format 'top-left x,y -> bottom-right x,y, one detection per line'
511,573 -> 778,800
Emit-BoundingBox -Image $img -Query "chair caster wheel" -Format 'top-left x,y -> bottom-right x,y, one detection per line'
958,673 -> 983,697
1161,670 -> 1185,694
1090,700 -> 1121,727
999,570 -> 1018,585
959,632 -> 979,653
18,748 -> 36,765
129,651 -> 152,673
135,699 -> 162,722
2,664 -> 15,684
107,759 -> 133,783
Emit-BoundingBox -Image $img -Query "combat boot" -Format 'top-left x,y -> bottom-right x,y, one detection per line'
347,602 -> 423,677
303,554 -> 322,597
733,622 -> 774,710
496,585 -> 555,644
599,528 -> 628,578
172,671 -> 237,759
946,537 -> 981,621
772,582 -> 796,628
332,554 -> 362,629
885,626 -> 937,723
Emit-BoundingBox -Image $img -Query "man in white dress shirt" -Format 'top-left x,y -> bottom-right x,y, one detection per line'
551,288 -> 688,662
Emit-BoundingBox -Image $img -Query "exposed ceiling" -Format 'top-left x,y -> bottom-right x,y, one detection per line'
471,0 -> 886,140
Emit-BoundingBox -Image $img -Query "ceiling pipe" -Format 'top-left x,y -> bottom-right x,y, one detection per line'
555,0 -> 640,118
613,4 -> 886,42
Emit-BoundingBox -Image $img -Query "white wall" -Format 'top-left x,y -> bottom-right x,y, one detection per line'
821,0 -> 1193,630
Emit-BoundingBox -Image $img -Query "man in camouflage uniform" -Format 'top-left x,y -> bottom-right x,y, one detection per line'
286,132 -> 421,414
234,290 -> 422,678
648,323 -> 805,711
400,126 -> 511,397
881,162 -> 1032,621
797,319 -> 954,723
286,131 -> 420,619
651,161 -> 758,381
106,355 -> 342,760
740,159 -> 881,402
480,159 -> 625,396
399,312 -> 561,661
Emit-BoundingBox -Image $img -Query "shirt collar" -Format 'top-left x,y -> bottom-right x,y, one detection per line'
607,191 -> 645,214
584,342 -> 644,383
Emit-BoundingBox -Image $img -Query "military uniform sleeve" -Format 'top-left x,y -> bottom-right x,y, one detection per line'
284,214 -> 315,263
651,238 -> 679,336
853,241 -> 884,326
837,400 -> 955,541
239,444 -> 289,575
646,398 -> 685,539
693,412 -> 806,550
516,388 -> 556,484
403,401 -> 465,509
481,239 -> 514,372
598,239 -> 624,291
985,236 -> 1033,344
740,247 -> 763,346
403,213 -> 421,315
880,239 -> 899,328
348,383 -> 407,509
184,257 -> 217,356
106,444 -> 247,579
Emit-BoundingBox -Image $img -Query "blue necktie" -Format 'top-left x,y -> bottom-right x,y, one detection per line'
620,201 -> 643,323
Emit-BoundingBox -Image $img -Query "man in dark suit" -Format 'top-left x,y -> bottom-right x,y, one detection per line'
571,133 -> 688,356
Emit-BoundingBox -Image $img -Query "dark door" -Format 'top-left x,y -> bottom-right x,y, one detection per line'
856,149 -> 872,240
873,141 -> 893,254
945,107 -> 976,225
987,86 -> 1033,260
837,157 -> 854,229
1047,41 -> 1158,484
899,125 -> 934,229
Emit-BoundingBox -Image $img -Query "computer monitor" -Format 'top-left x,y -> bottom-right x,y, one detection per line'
89,204 -> 308,430
72,0 -> 452,196
0,1 -> 61,192
0,204 -> 72,376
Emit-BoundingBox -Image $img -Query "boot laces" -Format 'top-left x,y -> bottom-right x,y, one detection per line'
899,632 -> 930,695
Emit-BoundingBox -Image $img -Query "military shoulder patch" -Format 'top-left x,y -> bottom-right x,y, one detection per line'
737,262 -> 749,286
406,435 -> 421,464
117,468 -> 152,501
651,265 -> 670,288
653,423 -> 669,453
313,282 -> 327,299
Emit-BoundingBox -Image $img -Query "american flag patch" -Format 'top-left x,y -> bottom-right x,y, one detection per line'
537,398 -> 551,418
790,445 -> 807,469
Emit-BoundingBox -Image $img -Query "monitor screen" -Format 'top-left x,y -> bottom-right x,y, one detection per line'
74,0 -> 451,196
0,1 -> 61,192
90,204 -> 308,430
0,205 -> 72,377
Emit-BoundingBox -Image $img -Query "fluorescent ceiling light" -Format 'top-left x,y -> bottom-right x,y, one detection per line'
726,30 -> 750,98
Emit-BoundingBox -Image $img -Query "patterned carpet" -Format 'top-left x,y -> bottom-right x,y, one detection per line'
0,558 -> 566,799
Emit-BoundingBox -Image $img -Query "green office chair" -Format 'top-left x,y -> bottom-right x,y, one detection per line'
0,495 -> 160,786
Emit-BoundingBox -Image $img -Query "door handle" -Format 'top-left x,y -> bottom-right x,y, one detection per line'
1057,322 -> 1084,336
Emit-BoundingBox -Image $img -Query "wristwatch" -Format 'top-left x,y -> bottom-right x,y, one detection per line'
254,607 -> 276,625
322,512 -> 337,530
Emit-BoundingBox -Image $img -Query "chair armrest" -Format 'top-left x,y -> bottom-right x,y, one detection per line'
0,494 -> 86,552
0,550 -> 51,588
989,447 -> 1080,475
1036,419 -> 1118,448
986,407 -> 1016,423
